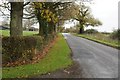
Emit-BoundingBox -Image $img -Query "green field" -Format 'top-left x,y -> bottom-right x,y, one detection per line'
75,33 -> 119,49
2,34 -> 72,78
0,30 -> 38,36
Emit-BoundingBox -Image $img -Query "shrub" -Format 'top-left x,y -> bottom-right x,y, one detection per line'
43,34 -> 56,45
2,36 -> 43,64
110,29 -> 120,40
85,29 -> 98,34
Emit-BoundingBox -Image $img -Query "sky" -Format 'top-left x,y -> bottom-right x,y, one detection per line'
64,0 -> 120,32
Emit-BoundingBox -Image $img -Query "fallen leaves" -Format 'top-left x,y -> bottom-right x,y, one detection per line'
63,69 -> 70,74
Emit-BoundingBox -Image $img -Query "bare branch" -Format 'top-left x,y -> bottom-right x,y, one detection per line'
0,2 -> 11,11
23,15 -> 35,19
23,2 -> 30,7
73,17 -> 79,21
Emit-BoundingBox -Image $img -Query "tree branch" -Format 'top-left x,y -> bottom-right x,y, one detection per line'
23,15 -> 35,19
73,17 -> 79,21
23,2 -> 30,7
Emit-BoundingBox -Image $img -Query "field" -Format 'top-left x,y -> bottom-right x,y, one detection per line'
0,30 -> 38,36
75,33 -> 119,49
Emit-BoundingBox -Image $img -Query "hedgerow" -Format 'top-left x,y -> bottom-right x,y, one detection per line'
2,33 -> 57,67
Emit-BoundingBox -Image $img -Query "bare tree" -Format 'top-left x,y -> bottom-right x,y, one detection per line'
23,18 -> 37,30
0,1 -> 30,36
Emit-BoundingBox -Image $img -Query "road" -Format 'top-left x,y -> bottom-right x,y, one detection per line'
63,33 -> 118,78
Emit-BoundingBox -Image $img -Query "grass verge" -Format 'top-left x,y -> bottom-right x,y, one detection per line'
0,30 -> 38,36
2,34 -> 72,78
74,34 -> 120,49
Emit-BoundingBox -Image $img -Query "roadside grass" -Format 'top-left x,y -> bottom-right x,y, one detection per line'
0,30 -> 38,36
0,68 -> 1,79
2,34 -> 72,78
74,33 -> 120,49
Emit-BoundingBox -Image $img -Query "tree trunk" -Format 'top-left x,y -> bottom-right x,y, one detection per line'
79,25 -> 84,34
48,22 -> 54,34
53,24 -> 56,33
10,2 -> 23,36
38,19 -> 48,37
39,20 -> 44,36
43,21 -> 48,38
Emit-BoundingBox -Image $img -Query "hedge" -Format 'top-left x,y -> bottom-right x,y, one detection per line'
43,34 -> 56,45
2,36 -> 43,65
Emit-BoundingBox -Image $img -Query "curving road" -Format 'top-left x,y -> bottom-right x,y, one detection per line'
63,33 -> 119,78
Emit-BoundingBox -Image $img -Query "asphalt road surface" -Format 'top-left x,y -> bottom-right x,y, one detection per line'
63,33 -> 118,78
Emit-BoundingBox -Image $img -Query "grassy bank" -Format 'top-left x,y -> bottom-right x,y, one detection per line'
75,33 -> 119,49
0,30 -> 38,36
2,34 -> 72,78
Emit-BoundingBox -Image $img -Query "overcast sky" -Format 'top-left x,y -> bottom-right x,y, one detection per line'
64,0 -> 119,32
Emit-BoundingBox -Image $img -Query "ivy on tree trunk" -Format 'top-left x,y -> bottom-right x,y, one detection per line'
79,25 -> 84,34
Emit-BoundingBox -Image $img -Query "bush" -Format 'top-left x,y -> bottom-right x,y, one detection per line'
85,29 -> 98,34
43,34 -> 56,45
110,29 -> 120,40
2,36 -> 43,64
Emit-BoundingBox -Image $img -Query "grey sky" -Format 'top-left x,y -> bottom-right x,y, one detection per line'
89,0 -> 119,32
64,0 -> 119,32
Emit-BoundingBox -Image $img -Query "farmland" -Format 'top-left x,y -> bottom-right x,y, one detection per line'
0,30 -> 38,36
75,33 -> 119,49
